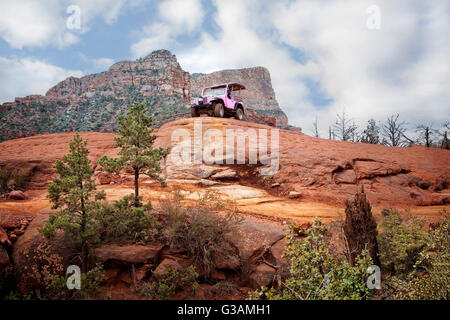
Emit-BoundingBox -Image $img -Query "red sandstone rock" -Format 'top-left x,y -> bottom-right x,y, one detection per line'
0,117 -> 448,208
135,264 -> 154,282
249,263 -> 276,288
0,227 -> 11,247
212,248 -> 241,270
8,190 -> 27,200
93,243 -> 164,267
153,258 -> 183,280
0,245 -> 13,291
97,173 -> 112,185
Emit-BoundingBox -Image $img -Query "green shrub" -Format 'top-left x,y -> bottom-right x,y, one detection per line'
0,166 -> 30,194
162,190 -> 242,280
0,166 -> 8,194
46,264 -> 106,300
98,194 -> 159,241
10,168 -> 31,189
138,265 -> 198,300
250,218 -> 374,300
210,280 -> 240,297
3,291 -> 32,300
385,210 -> 449,300
378,210 -> 427,277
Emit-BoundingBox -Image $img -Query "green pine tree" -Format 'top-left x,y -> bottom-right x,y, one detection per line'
360,119 -> 380,144
40,133 -> 105,273
98,102 -> 167,207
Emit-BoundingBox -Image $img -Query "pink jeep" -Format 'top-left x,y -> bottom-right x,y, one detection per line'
191,83 -> 246,120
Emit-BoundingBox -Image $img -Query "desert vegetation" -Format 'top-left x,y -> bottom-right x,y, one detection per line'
251,190 -> 449,300
1,103 -> 244,300
1,102 -> 448,301
0,166 -> 30,196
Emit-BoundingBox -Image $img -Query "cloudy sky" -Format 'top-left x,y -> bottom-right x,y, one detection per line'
0,0 -> 448,136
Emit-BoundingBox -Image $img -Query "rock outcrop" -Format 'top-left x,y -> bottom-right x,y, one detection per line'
0,117 -> 448,298
0,118 -> 449,208
0,50 -> 291,141
156,118 -> 450,207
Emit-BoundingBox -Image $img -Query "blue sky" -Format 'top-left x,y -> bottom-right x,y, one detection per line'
0,0 -> 449,135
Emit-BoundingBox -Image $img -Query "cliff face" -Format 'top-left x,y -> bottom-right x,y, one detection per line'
0,50 -> 292,141
48,50 -> 191,100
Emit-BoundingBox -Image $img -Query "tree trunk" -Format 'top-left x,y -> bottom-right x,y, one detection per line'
134,168 -> 139,207
343,187 -> 380,266
79,179 -> 88,273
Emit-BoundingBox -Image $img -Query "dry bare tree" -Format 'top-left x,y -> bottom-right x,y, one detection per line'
415,124 -> 436,148
333,110 -> 358,141
436,121 -> 450,149
328,125 -> 335,140
381,114 -> 409,147
312,116 -> 320,138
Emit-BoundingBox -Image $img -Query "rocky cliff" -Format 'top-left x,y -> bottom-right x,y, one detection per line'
0,50 -> 291,141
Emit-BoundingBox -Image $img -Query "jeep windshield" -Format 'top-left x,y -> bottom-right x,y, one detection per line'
203,86 -> 226,96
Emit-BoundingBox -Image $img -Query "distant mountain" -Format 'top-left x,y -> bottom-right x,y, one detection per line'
0,49 -> 293,141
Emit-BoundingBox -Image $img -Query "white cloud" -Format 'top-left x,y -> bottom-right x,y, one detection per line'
271,0 -> 450,134
0,0 -> 141,49
0,1 -> 78,49
0,57 -> 83,103
79,53 -> 114,69
91,57 -> 115,69
177,0 -> 318,124
174,0 -> 449,135
158,0 -> 204,33
131,0 -> 204,58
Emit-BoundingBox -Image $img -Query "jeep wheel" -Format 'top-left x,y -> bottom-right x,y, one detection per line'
235,108 -> 244,120
191,107 -> 199,117
214,102 -> 224,117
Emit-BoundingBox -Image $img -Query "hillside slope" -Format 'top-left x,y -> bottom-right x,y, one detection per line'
0,117 -> 448,222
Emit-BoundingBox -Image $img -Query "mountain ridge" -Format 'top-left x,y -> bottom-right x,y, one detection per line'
0,49 -> 293,141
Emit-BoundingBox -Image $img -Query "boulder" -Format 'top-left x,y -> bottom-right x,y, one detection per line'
211,270 -> 226,282
334,170 -> 357,184
8,190 -> 27,200
249,263 -> 276,289
135,264 -> 154,282
0,246 -> 13,293
0,245 -> 11,266
12,214 -> 74,294
153,258 -> 183,280
93,243 -> 165,268
229,217 -> 286,264
211,169 -> 238,180
270,238 -> 290,279
0,227 -> 11,247
212,248 -> 241,270
288,191 -> 302,199
97,173 -> 112,185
